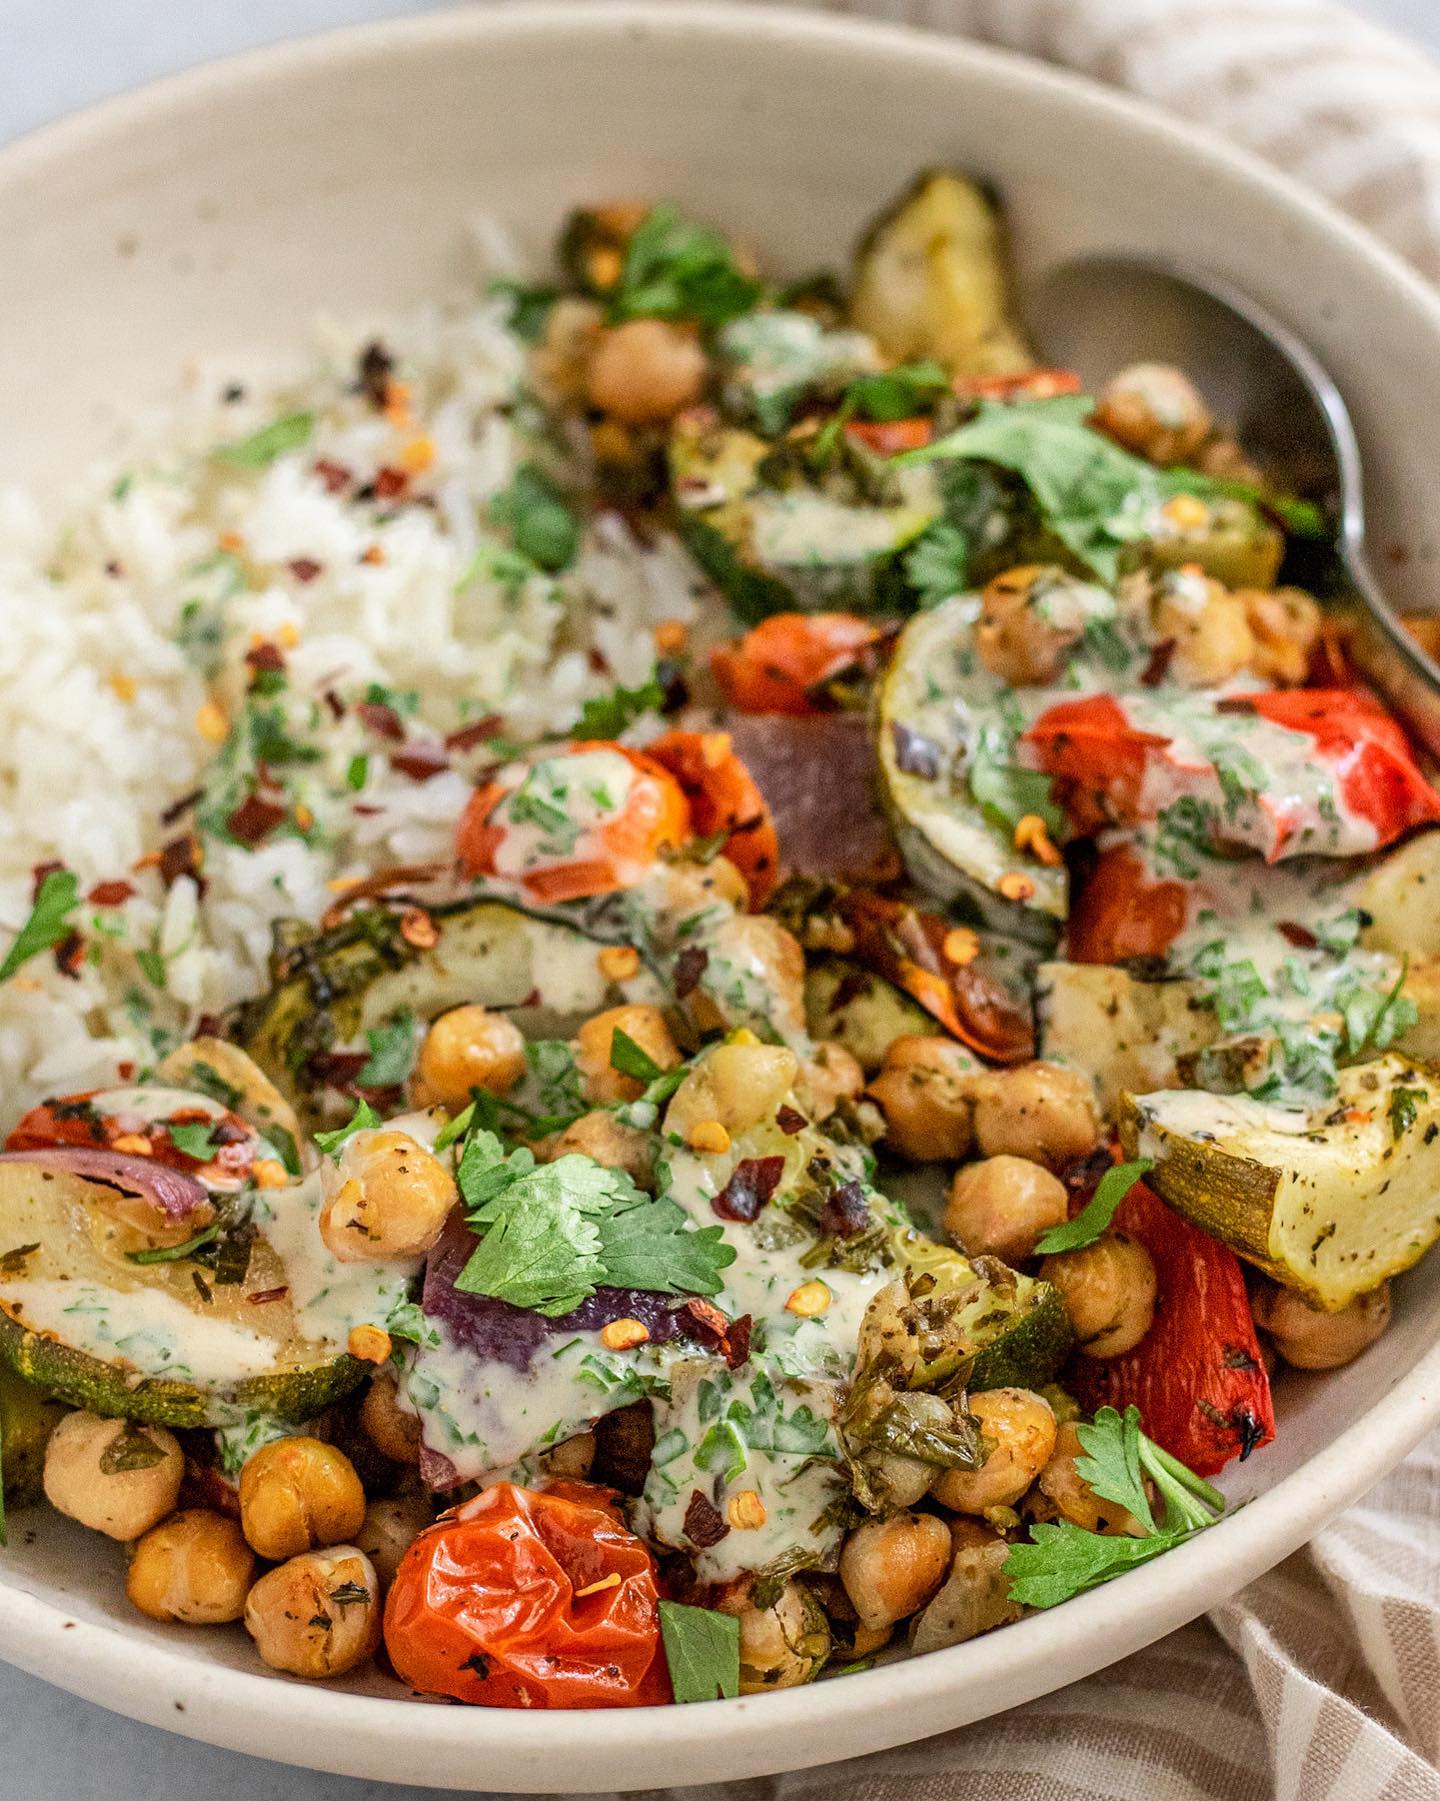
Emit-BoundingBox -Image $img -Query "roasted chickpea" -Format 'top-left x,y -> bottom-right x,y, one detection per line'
244,1546 -> 381,1678
530,295 -> 603,407
1253,1280 -> 1391,1371
239,1436 -> 367,1561
695,914 -> 809,1043
1151,567 -> 1255,687
945,1155 -> 1068,1262
867,1034 -> 980,1163
1042,1231 -> 1157,1358
1093,362 -> 1212,465
931,1388 -> 1056,1515
359,1371 -> 422,1464
1037,1421 -> 1144,1535
541,1109 -> 654,1186
664,1039 -> 800,1140
126,1508 -> 254,1623
43,1412 -> 183,1541
574,1004 -> 681,1105
416,1004 -> 526,1108
839,1511 -> 952,1633
1242,586 -> 1322,687
970,1061 -> 1100,1170
796,1041 -> 865,1123
976,566 -> 1112,687
585,319 -> 708,425
909,1519 -> 1022,1653
353,1489 -> 434,1589
717,1578 -> 831,1692
319,1128 -> 457,1263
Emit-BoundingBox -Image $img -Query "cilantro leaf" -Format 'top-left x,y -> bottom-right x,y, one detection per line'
314,1098 -> 382,1160
610,205 -> 762,329
658,1600 -> 741,1702
595,1192 -> 734,1297
490,463 -> 582,573
0,869 -> 79,984
166,1121 -> 226,1163
1159,466 -> 1327,539
213,411 -> 314,469
968,722 -> 1064,837
904,523 -> 970,607
487,277 -> 559,345
575,674 -> 666,739
385,1296 -> 439,1349
900,395 -> 1156,582
1003,1520 -> 1181,1608
609,1027 -> 665,1086
1034,1159 -> 1153,1255
846,360 -> 950,423
358,1010 -> 417,1088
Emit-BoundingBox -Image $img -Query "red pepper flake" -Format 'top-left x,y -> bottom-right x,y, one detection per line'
673,946 -> 709,999
117,1061 -> 136,1080
87,880 -> 136,907
1278,920 -> 1319,949
53,932 -> 85,980
158,833 -> 205,891
246,1286 -> 289,1306
683,1489 -> 730,1548
313,458 -> 351,495
819,1178 -> 870,1238
358,341 -> 394,408
390,742 -> 450,783
159,787 -> 203,827
30,860 -> 64,902
288,557 -> 323,584
305,1049 -> 369,1089
356,700 -> 406,742
713,1155 -> 785,1223
587,647 -> 612,677
1140,639 -> 1177,688
322,689 -> 347,722
399,907 -> 440,950
444,715 -> 504,754
722,1312 -> 753,1369
775,1105 -> 806,1136
245,640 -> 286,677
373,466 -> 408,501
226,794 -> 288,846
675,1297 -> 730,1347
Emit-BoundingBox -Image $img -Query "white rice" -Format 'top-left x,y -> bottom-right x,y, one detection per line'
0,275 -> 708,1121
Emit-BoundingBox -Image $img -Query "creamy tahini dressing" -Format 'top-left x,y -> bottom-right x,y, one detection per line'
0,1278 -> 280,1382
489,749 -> 638,883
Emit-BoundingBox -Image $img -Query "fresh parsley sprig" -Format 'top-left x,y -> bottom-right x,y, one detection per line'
1003,1406 -> 1225,1609
314,1097 -> 382,1160
1034,1159 -> 1153,1256
609,205 -> 762,330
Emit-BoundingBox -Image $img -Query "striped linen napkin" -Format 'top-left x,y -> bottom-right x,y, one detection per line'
610,1 -> 1440,1794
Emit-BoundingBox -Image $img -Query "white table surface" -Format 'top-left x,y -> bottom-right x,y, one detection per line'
3,1 -> 1438,1795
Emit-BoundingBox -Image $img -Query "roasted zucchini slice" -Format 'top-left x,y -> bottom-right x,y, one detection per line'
0,1365 -> 66,1509
1354,829 -> 1440,960
1119,1054 -> 1440,1309
876,594 -> 1066,938
1140,494 -> 1284,590
669,411 -> 940,620
0,1163 -> 363,1427
230,897 -> 661,1119
851,172 -> 1034,378
804,958 -> 933,1073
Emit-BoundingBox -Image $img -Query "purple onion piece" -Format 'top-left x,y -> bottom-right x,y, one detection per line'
0,1147 -> 211,1221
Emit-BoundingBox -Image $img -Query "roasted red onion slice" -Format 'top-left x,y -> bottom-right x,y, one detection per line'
0,1146 -> 212,1222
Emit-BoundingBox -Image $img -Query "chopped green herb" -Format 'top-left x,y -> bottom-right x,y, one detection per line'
610,205 -> 762,329
490,463 -> 582,574
127,1222 -> 223,1265
0,869 -> 79,985
1034,1160 -> 1153,1255
609,1028 -> 665,1086
1389,1085 -> 1427,1141
165,1121 -> 225,1163
358,1010 -> 417,1088
968,722 -> 1063,838
904,523 -> 970,608
574,674 -> 666,739
98,1422 -> 171,1475
213,411 -> 314,469
658,1599 -> 741,1702
135,947 -> 167,989
314,1097 -> 382,1160
487,277 -> 560,344
345,754 -> 369,792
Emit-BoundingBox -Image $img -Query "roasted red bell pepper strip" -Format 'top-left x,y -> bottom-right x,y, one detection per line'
1070,1177 -> 1274,1476
1065,843 -> 1192,966
953,368 -> 1083,402
710,612 -> 885,717
645,728 -> 781,907
843,416 -> 934,456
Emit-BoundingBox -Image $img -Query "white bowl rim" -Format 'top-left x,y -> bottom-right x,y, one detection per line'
5,1 -> 1440,1785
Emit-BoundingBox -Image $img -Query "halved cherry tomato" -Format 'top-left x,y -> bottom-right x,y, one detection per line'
456,741 -> 691,904
1070,1177 -> 1274,1476
384,1481 -> 670,1709
1065,843 -> 1192,966
710,613 -> 884,717
1021,695 -> 1172,838
954,369 -> 1083,402
646,729 -> 781,907
843,417 -> 934,456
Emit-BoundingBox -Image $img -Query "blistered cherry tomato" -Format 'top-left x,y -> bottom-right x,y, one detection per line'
710,613 -> 883,717
645,729 -> 781,907
384,1481 -> 670,1709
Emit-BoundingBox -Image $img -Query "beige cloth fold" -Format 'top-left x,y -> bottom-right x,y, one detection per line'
620,0 -> 1440,1793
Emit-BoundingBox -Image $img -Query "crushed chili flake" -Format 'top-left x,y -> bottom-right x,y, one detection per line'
1278,921 -> 1319,949
356,700 -> 406,742
390,742 -> 450,783
358,341 -> 394,408
30,860 -> 64,902
819,1179 -> 870,1238
322,689 -> 347,722
399,907 -> 440,950
245,640 -> 286,676
159,787 -> 204,827
775,1104 -> 807,1136
1140,639 -> 1177,688
246,1286 -> 289,1306
158,833 -> 205,890
87,880 -> 136,907
673,945 -> 709,999
713,1155 -> 785,1223
722,1312 -> 753,1369
226,794 -> 288,846
444,715 -> 504,754
313,458 -> 351,494
373,466 -> 408,502
289,557 -> 323,584
683,1489 -> 730,1549
305,1049 -> 369,1089
53,932 -> 85,980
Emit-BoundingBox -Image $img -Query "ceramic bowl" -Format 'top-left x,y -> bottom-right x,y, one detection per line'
4,3 -> 1440,1787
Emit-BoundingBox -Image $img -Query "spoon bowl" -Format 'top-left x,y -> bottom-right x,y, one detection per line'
1027,254 -> 1440,755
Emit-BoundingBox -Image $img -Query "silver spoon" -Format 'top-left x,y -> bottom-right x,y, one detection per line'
1024,254 -> 1440,757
